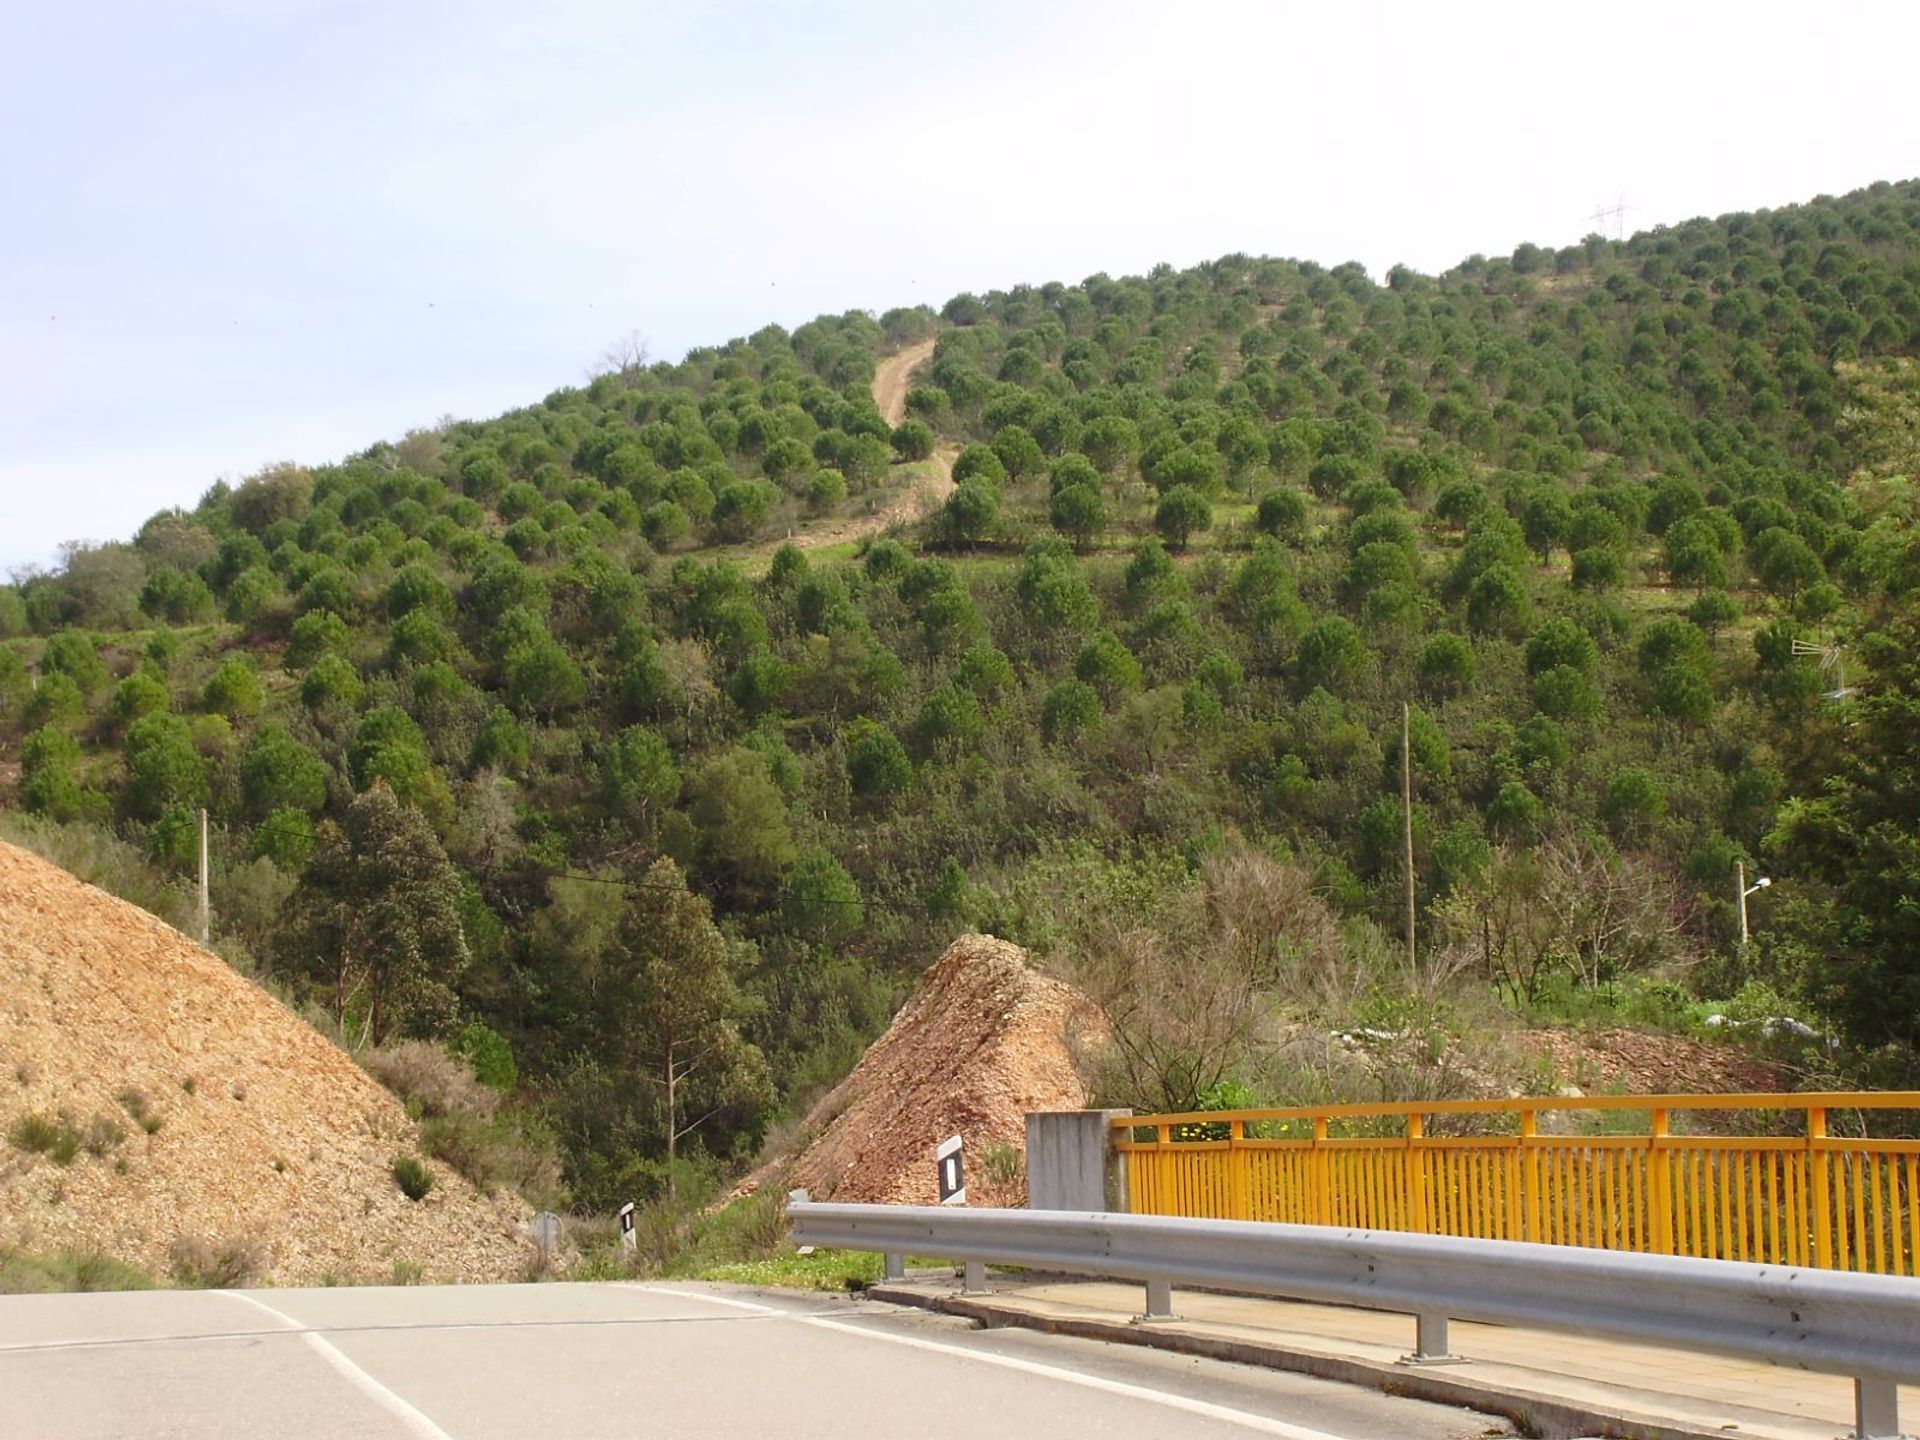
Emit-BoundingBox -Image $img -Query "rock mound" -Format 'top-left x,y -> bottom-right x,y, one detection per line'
752,933 -> 1106,1208
0,840 -> 529,1284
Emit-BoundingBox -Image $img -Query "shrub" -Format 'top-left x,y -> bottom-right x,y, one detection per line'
392,1154 -> 435,1201
449,1024 -> 518,1092
9,1113 -> 79,1163
168,1234 -> 265,1288
118,1088 -> 163,1134
362,1041 -> 498,1121
420,1110 -> 564,1203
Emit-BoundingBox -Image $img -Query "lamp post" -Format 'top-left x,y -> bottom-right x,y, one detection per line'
1736,861 -> 1771,948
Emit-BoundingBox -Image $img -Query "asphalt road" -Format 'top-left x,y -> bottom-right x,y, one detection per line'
0,1281 -> 1506,1439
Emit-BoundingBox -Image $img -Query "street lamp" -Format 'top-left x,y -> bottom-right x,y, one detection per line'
1736,861 -> 1771,948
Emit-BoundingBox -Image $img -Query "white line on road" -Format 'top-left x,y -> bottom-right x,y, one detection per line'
638,1286 -> 1351,1440
220,1292 -> 456,1440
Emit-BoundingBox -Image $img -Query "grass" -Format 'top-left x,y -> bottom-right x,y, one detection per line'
9,1113 -> 82,1165
693,1249 -> 887,1292
0,1247 -> 159,1295
391,1154 -> 435,1201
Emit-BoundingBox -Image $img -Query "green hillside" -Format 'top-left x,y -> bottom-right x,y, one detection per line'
6,178 -> 1920,1204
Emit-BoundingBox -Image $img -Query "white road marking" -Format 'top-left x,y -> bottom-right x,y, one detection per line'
637,1286 -> 1352,1440
220,1292 -> 456,1440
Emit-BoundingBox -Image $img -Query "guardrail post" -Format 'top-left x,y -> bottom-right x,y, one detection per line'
1520,1109 -> 1542,1243
1854,1375 -> 1899,1439
961,1260 -> 988,1296
1810,1106 -> 1834,1272
1399,1311 -> 1463,1366
883,1252 -> 905,1281
1230,1119 -> 1252,1221
1650,1108 -> 1673,1255
1311,1115 -> 1330,1226
1407,1114 -> 1429,1236
1134,1278 -> 1176,1324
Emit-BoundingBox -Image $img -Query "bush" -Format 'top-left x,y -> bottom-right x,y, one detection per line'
392,1154 -> 435,1201
9,1113 -> 79,1164
168,1234 -> 265,1288
362,1041 -> 498,1121
420,1111 -> 565,1204
449,1023 -> 518,1092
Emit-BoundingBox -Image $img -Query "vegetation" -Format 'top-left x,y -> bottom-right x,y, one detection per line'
0,1247 -> 159,1294
391,1154 -> 436,1201
6,179 -> 1920,1211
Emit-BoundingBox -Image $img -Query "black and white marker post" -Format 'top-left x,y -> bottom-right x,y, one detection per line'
618,1201 -> 636,1253
935,1134 -> 987,1294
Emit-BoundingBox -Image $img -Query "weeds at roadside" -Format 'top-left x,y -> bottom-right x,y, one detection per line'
0,1247 -> 158,1294
167,1234 -> 264,1289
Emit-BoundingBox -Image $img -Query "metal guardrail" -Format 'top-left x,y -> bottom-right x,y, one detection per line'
788,1199 -> 1920,1439
1115,1092 -> 1920,1276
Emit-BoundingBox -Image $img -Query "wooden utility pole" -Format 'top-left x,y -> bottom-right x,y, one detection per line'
197,807 -> 210,946
1401,702 -> 1416,972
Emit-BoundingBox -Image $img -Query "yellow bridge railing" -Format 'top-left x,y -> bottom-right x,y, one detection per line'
1114,1093 -> 1920,1276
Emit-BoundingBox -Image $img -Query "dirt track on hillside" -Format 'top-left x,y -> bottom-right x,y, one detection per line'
734,337 -> 953,561
874,336 -> 936,427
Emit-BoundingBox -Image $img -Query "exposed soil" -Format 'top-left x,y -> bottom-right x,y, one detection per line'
1518,1026 -> 1788,1099
873,336 -> 937,428
728,337 -> 954,564
0,840 -> 531,1284
739,934 -> 1106,1209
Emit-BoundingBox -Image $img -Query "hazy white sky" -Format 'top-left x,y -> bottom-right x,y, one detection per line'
4,0 -> 1918,572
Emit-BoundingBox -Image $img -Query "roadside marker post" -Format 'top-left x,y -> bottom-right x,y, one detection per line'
618,1201 -> 636,1252
937,1134 -> 966,1206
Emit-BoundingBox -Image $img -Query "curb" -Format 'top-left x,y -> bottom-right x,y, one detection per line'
866,1282 -> 1759,1440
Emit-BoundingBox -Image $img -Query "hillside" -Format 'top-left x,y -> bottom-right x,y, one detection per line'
4,178 -> 1920,1205
0,840 -> 530,1284
741,933 -> 1105,1208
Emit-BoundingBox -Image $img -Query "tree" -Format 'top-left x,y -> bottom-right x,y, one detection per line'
603,726 -> 680,834
1154,486 -> 1212,548
241,725 -> 330,818
1050,482 -> 1106,549
891,418 -> 935,461
1467,565 -> 1533,636
847,721 -> 914,802
939,481 -> 999,548
1041,679 -> 1101,742
41,632 -> 106,695
602,858 -> 770,1196
123,713 -> 207,820
202,658 -> 264,721
286,783 -> 469,1045
779,852 -> 863,948
1256,488 -> 1307,541
688,748 -> 796,892
1419,632 -> 1477,698
1074,630 -> 1143,702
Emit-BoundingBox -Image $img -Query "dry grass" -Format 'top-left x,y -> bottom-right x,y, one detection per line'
361,1041 -> 499,1121
168,1233 -> 266,1289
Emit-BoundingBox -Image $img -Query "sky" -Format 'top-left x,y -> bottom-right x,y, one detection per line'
4,0 -> 1919,573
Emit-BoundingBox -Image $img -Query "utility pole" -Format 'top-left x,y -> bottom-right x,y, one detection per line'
1402,702 -> 1416,973
197,807 -> 210,946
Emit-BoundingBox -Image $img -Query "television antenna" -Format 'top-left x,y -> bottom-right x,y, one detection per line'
1790,638 -> 1852,700
1589,195 -> 1629,242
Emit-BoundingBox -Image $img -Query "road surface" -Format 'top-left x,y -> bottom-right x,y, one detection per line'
0,1282 -> 1505,1439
